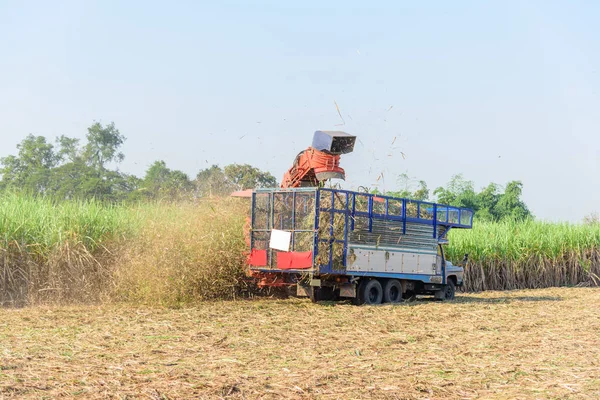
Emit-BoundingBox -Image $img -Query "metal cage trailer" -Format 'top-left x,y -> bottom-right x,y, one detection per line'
247,187 -> 473,304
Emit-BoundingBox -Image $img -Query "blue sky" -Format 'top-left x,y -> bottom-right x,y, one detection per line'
1,1 -> 599,221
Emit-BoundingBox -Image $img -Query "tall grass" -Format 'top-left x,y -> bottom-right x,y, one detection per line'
113,199 -> 249,306
2,193 -> 599,306
0,192 -> 138,305
447,220 -> 600,291
0,193 -> 250,306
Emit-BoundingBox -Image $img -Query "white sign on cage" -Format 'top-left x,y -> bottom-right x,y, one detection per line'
269,229 -> 291,252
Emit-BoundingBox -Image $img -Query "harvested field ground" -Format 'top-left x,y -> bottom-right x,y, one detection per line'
1,287 -> 599,399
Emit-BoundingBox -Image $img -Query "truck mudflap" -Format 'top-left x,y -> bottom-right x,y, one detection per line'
338,283 -> 356,298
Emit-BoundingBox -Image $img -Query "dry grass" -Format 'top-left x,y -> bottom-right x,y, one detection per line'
1,287 -> 599,399
0,195 -> 252,306
113,199 -> 250,306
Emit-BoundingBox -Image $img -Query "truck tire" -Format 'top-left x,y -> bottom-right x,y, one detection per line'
383,279 -> 403,303
360,279 -> 383,305
352,280 -> 367,305
309,287 -> 321,303
309,287 -> 337,303
443,279 -> 456,300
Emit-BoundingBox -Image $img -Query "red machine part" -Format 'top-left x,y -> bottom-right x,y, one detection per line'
248,249 -> 312,270
280,147 -> 345,188
249,270 -> 290,288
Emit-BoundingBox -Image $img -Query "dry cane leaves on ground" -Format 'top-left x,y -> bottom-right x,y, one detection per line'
0,287 -> 599,399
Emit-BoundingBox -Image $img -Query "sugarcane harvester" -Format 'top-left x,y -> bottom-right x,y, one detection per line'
280,131 -> 356,188
246,131 -> 473,304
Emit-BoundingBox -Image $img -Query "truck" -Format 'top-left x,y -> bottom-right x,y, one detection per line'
241,131 -> 473,304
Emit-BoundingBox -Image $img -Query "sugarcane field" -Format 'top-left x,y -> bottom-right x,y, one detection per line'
2,2 -> 600,399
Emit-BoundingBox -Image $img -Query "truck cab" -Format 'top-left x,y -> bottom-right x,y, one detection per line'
433,243 -> 464,300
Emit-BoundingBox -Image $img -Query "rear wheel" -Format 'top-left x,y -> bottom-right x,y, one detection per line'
383,279 -> 403,303
352,280 -> 367,305
309,286 -> 337,303
360,279 -> 383,305
308,287 -> 321,303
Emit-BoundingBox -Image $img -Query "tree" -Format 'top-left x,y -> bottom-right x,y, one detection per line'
194,164 -> 277,197
0,122 -> 133,201
475,183 -> 500,222
386,173 -> 430,201
0,135 -> 59,192
56,135 -> 81,163
224,164 -> 277,190
433,174 -> 478,210
49,122 -> 130,201
83,122 -> 125,169
140,161 -> 193,200
44,162 -> 140,202
432,175 -> 532,222
494,181 -> 531,221
195,165 -> 235,197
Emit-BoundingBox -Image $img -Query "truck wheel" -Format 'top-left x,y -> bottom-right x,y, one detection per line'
360,279 -> 383,305
352,280 -> 367,305
309,287 -> 321,303
443,280 -> 456,300
322,287 -> 339,302
309,287 -> 337,303
383,279 -> 403,303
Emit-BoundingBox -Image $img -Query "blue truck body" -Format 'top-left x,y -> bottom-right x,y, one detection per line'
248,187 -> 473,303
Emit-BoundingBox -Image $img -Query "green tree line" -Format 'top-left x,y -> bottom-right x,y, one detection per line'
0,122 -> 277,202
376,173 -> 532,222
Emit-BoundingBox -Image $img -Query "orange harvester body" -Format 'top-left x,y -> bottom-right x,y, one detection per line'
280,131 -> 356,188
281,148 -> 343,188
